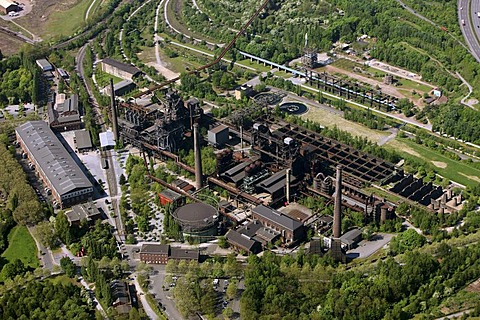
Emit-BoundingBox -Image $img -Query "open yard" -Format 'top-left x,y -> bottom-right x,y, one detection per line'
1,226 -> 38,269
385,138 -> 480,187
301,105 -> 390,144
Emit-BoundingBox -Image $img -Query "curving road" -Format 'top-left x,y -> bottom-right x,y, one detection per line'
459,0 -> 480,62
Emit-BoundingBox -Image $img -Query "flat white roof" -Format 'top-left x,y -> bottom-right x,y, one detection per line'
99,131 -> 115,147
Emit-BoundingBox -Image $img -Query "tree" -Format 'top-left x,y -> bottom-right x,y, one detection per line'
226,280 -> 238,300
60,257 -> 76,278
223,307 -> 234,319
119,174 -> 127,185
218,236 -> 228,248
36,221 -> 58,249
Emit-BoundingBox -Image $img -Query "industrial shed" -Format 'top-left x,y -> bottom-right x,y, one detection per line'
0,0 -> 17,14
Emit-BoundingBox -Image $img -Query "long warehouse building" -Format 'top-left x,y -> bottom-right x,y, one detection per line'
16,121 -> 94,208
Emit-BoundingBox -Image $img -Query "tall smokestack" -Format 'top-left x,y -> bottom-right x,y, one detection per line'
285,168 -> 291,204
333,165 -> 342,238
110,78 -> 119,141
193,123 -> 203,189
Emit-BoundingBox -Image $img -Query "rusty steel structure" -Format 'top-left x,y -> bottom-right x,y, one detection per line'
303,69 -> 398,111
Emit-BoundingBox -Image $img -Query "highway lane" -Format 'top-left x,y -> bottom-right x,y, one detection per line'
459,0 -> 480,62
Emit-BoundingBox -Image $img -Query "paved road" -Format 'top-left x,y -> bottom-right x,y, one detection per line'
80,278 -> 109,319
28,226 -> 56,270
132,273 -> 161,320
459,0 -> 480,62
467,0 -> 480,61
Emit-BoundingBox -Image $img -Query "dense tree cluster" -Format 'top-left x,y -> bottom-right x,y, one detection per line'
0,141 -> 44,226
241,244 -> 480,319
0,280 -> 93,319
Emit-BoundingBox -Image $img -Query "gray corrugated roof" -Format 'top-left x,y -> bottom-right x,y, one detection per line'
258,169 -> 297,194
66,202 -> 100,222
252,204 -> 303,232
114,79 -> 135,91
56,94 -> 78,113
209,124 -> 228,134
74,130 -> 92,149
226,229 -> 257,252
35,59 -> 52,70
169,247 -> 199,260
140,244 -> 170,254
340,228 -> 363,245
101,58 -> 141,76
16,121 -> 93,197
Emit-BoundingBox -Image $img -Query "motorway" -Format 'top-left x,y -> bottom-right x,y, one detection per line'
459,0 -> 480,62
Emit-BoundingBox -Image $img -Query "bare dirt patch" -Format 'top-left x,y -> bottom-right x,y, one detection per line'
386,140 -> 422,158
0,35 -> 25,55
300,107 -> 389,144
431,161 -> 447,168
466,278 -> 480,292
459,172 -> 480,184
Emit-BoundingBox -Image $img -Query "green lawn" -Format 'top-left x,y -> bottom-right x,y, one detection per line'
48,274 -> 79,286
396,78 -> 433,93
387,138 -> 480,187
237,59 -> 272,72
43,0 -> 96,39
95,70 -> 123,88
2,226 -> 39,269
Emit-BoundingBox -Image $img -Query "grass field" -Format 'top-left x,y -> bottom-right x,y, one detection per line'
237,59 -> 272,72
396,78 -> 433,92
48,274 -> 80,286
2,226 -> 38,269
43,0 -> 94,39
275,70 -> 293,78
386,138 -> 480,187
94,69 -> 123,88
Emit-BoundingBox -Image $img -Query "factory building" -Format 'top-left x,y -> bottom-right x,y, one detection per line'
103,79 -> 136,97
47,94 -> 82,131
16,121 -> 94,208
65,202 -> 101,225
35,58 -> 53,72
100,58 -> 141,81
251,204 -> 305,245
207,124 -> 229,147
74,130 -> 93,152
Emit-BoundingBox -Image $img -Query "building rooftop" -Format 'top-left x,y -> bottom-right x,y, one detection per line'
99,131 -> 115,147
101,58 -> 141,76
226,229 -> 258,252
114,79 -> 134,90
252,204 -> 303,232
35,58 -> 52,70
209,124 -> 229,134
159,189 -> 182,201
16,121 -> 93,196
140,243 -> 170,255
65,202 -> 100,223
169,247 -> 199,261
221,160 -> 253,184
56,94 -> 78,113
340,228 -> 363,246
74,130 -> 92,150
258,169 -> 297,194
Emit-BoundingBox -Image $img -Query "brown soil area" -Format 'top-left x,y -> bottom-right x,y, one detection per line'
0,35 -> 25,56
466,278 -> 480,292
